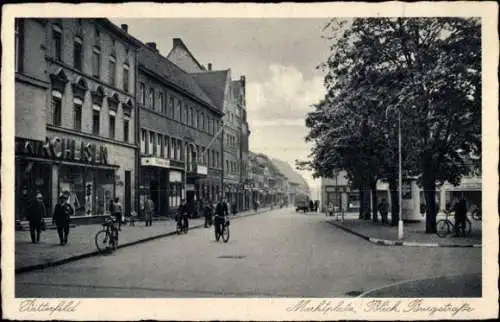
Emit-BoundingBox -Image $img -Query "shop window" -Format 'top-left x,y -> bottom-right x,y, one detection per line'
16,161 -> 52,220
15,19 -> 24,73
123,118 -> 130,143
92,47 -> 101,78
109,113 -> 116,139
59,166 -> 115,217
52,24 -> 62,61
123,64 -> 130,93
52,91 -> 62,126
74,37 -> 83,71
92,110 -> 100,135
109,56 -> 116,87
73,99 -> 82,131
141,129 -> 146,154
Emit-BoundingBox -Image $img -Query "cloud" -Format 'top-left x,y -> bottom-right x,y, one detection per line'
246,64 -> 324,122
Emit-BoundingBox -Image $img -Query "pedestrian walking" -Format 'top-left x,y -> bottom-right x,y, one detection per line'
204,199 -> 213,228
144,197 -> 154,227
52,192 -> 74,245
214,196 -> 229,240
327,201 -> 334,217
378,198 -> 389,224
28,192 -> 46,243
453,195 -> 468,237
112,197 -> 123,231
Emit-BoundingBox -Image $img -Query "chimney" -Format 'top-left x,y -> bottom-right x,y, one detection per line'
173,38 -> 182,48
207,63 -> 212,71
120,24 -> 128,33
146,42 -> 157,51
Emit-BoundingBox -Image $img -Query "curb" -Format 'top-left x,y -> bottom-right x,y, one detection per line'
15,209 -> 269,274
327,221 -> 482,248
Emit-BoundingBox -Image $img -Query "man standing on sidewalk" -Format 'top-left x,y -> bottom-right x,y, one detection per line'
112,197 -> 123,231
52,192 -> 74,245
144,197 -> 154,227
453,195 -> 468,237
28,192 -> 46,243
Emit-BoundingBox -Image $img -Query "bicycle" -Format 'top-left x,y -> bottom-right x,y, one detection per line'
176,214 -> 188,234
471,208 -> 482,221
214,215 -> 230,243
95,215 -> 119,253
436,210 -> 472,238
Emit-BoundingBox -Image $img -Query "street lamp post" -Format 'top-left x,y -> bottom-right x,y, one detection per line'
386,107 -> 404,240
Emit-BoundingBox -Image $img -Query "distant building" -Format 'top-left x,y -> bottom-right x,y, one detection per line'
270,158 -> 310,205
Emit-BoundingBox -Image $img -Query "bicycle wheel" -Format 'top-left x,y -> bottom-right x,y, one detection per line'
464,218 -> 472,236
222,225 -> 230,243
183,222 -> 189,234
436,220 -> 451,238
95,230 -> 110,252
176,221 -> 182,234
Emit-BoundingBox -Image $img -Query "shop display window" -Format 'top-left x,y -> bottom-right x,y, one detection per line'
16,161 -> 52,220
59,166 -> 115,216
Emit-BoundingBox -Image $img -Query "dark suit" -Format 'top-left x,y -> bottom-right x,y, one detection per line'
28,200 -> 46,243
53,202 -> 74,244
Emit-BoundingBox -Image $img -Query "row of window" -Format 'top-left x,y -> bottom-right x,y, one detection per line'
52,91 -> 130,142
225,133 -> 239,148
139,83 -> 220,135
140,129 -> 221,169
49,22 -> 131,93
225,160 -> 240,176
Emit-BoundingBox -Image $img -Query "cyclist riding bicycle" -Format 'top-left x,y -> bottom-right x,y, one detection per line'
177,199 -> 189,230
214,197 -> 229,239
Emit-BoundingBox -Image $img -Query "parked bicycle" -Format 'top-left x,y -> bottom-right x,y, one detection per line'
471,208 -> 482,221
214,215 -> 230,243
436,210 -> 472,238
95,215 -> 119,253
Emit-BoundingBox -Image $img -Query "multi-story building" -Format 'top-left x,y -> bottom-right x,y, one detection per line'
136,40 -> 223,216
233,77 -> 251,210
167,38 -> 249,210
15,18 -> 140,222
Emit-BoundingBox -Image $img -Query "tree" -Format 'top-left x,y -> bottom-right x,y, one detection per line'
303,17 -> 481,233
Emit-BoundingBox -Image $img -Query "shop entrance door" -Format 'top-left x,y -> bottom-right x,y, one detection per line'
125,171 -> 131,217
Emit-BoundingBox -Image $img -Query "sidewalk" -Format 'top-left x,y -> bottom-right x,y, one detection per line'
327,212 -> 482,247
15,208 -> 269,273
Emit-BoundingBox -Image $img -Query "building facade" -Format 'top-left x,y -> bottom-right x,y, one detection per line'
15,18 -> 140,222
167,38 -> 250,210
137,41 -> 223,217
271,158 -> 311,205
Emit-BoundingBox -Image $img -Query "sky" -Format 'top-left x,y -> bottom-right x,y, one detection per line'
111,18 -> 333,198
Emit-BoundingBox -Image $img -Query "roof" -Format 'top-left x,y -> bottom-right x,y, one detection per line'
166,38 -> 206,72
138,46 -> 221,114
190,70 -> 230,110
97,19 -> 142,48
271,158 -> 310,188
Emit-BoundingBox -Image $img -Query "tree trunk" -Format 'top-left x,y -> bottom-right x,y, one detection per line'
361,185 -> 371,220
389,179 -> 399,226
359,186 -> 364,219
371,180 -> 378,223
423,177 -> 437,233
